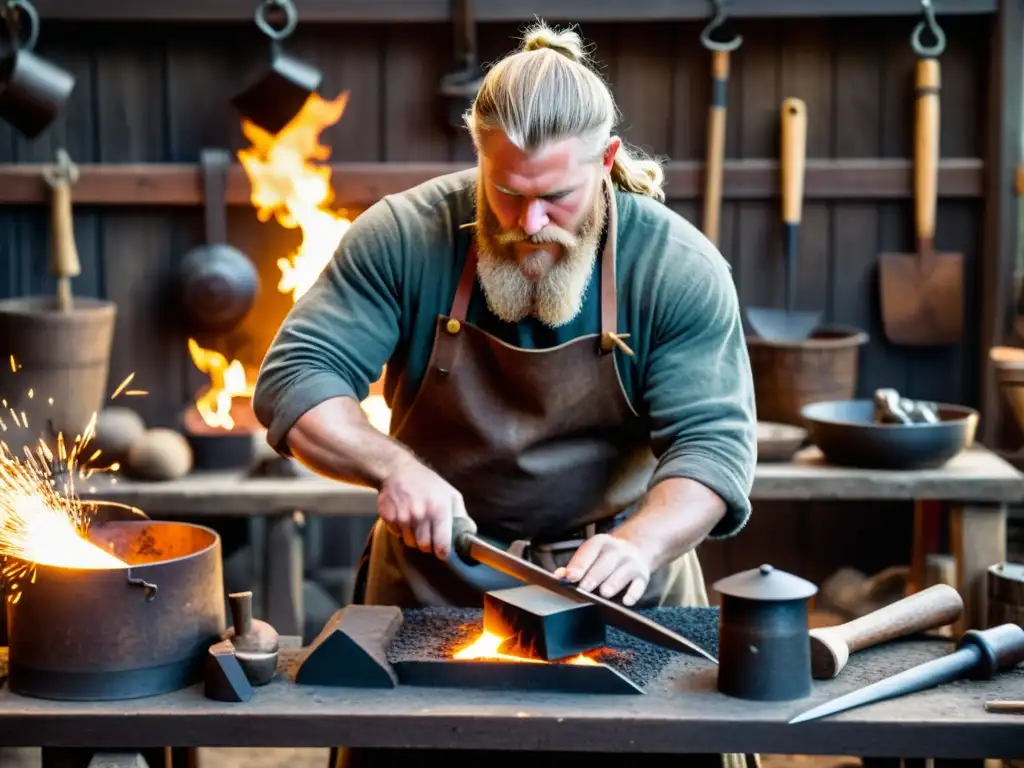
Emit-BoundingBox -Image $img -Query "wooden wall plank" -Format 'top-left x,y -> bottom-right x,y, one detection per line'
0,16 -> 999,591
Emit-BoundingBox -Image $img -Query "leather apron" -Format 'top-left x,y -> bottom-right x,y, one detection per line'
340,182 -> 753,768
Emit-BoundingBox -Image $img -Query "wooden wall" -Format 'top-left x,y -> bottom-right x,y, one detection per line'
0,14 -> 994,591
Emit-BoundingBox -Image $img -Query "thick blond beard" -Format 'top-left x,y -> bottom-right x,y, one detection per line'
473,176 -> 607,328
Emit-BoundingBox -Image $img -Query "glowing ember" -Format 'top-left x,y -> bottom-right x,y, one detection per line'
453,630 -> 598,665
0,361 -> 145,603
187,339 -> 254,431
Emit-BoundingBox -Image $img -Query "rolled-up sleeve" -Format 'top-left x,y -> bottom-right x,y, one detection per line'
642,246 -> 757,539
252,199 -> 403,454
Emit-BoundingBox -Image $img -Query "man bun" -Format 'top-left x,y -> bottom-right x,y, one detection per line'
521,23 -> 588,64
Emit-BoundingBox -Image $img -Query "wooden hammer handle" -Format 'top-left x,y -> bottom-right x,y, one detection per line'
702,49 -> 729,246
914,57 -> 940,245
780,97 -> 806,226
42,149 -> 81,312
816,583 -> 962,654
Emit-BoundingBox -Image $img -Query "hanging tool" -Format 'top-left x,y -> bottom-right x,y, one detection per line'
808,584 -> 963,679
450,517 -> 717,663
789,623 -> 1024,724
699,0 -> 741,247
0,0 -> 76,139
41,148 -> 80,313
878,0 -> 963,346
746,98 -> 821,342
438,0 -> 484,130
231,0 -> 323,136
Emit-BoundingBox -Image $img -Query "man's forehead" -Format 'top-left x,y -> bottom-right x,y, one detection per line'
480,132 -> 587,194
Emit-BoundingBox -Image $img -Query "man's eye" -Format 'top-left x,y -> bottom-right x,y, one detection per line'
543,191 -> 570,202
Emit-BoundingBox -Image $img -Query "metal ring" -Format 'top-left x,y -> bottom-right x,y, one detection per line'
700,0 -> 743,53
255,0 -> 298,42
3,0 -> 40,53
911,0 -> 946,58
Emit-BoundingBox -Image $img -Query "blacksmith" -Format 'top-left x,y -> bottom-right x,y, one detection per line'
253,20 -> 757,767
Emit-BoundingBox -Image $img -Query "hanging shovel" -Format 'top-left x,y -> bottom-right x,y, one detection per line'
746,98 -> 821,342
438,0 -> 484,130
879,2 -> 963,346
699,0 -> 742,247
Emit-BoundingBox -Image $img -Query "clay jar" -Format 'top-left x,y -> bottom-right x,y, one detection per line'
222,591 -> 280,686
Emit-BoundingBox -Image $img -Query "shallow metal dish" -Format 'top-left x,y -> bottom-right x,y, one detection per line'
800,399 -> 978,470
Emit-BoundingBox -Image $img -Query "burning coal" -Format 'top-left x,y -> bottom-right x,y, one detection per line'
453,629 -> 598,665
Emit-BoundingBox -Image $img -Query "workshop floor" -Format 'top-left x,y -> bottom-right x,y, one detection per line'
0,749 -> 859,767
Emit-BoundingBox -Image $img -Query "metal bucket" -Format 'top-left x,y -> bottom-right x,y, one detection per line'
6,519 -> 226,701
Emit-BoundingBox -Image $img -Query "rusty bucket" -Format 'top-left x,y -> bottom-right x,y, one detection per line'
747,326 -> 868,426
0,296 -> 117,457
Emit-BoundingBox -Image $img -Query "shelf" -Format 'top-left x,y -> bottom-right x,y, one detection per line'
0,158 -> 983,206
29,0 -> 997,23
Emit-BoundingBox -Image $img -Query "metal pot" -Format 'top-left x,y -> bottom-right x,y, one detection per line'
6,516 -> 226,701
713,564 -> 818,701
178,148 -> 259,335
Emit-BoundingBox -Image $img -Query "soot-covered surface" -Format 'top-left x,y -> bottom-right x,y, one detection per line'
386,606 -> 720,688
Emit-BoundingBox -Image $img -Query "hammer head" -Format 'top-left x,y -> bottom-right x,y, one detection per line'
809,628 -> 849,679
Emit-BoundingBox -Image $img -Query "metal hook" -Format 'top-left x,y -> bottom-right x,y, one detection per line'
911,0 -> 946,58
255,0 -> 298,43
700,0 -> 742,53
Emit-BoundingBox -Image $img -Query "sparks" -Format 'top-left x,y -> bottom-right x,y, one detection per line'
0,365 -> 152,599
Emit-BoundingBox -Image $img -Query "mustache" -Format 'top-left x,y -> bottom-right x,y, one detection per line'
493,226 -> 578,248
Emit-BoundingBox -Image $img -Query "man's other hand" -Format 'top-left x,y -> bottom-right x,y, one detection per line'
553,534 -> 651,606
377,456 -> 468,560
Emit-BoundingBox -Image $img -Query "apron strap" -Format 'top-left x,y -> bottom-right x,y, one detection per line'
598,178 -> 621,354
449,239 -> 478,322
448,179 -> 620,344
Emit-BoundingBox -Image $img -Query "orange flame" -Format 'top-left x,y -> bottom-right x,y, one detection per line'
187,339 -> 254,430
238,91 -> 353,304
235,90 -> 391,434
453,630 -> 598,665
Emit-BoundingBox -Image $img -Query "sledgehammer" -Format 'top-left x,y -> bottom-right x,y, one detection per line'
809,583 -> 963,679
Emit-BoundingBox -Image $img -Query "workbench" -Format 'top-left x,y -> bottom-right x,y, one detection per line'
78,444 -> 1024,637
0,638 -> 1019,762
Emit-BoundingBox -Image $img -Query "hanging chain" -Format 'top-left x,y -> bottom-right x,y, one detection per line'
700,0 -> 742,53
911,0 -> 946,58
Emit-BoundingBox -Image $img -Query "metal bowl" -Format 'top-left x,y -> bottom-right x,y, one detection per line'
800,399 -> 978,470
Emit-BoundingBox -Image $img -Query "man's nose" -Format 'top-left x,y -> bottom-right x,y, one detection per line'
519,199 -> 548,236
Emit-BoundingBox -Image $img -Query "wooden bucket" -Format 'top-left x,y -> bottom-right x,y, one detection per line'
747,326 -> 868,426
987,562 -> 1024,629
0,296 -> 117,457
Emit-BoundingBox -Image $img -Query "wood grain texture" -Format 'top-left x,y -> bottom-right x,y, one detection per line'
808,584 -> 964,678
0,640 -> 1019,758
74,445 -> 1024,516
26,0 -> 1000,22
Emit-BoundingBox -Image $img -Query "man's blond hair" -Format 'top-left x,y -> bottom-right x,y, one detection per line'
464,20 -> 666,202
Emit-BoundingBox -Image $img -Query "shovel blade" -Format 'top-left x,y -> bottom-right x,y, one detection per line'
745,307 -> 822,343
878,251 -> 964,346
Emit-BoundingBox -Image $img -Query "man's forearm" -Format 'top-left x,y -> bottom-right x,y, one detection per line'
285,396 -> 415,489
611,477 -> 727,572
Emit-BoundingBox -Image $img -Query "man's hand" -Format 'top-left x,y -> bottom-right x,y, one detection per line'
378,456 -> 468,561
552,534 -> 651,607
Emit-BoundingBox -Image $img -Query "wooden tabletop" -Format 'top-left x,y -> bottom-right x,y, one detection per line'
74,445 -> 1024,516
0,639 -> 1019,758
